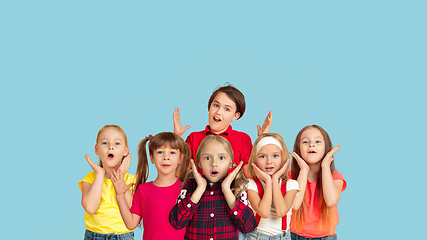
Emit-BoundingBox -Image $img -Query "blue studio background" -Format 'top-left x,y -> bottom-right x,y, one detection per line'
1,1 -> 425,239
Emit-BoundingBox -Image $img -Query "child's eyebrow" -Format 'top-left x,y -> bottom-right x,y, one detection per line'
213,100 -> 234,109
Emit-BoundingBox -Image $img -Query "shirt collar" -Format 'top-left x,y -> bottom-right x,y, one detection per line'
203,175 -> 226,190
204,125 -> 232,136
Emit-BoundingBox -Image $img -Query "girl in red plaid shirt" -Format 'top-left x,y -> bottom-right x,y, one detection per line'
169,135 -> 257,240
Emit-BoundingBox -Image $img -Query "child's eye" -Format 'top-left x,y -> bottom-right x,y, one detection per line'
102,142 -> 107,145
219,156 -> 225,160
225,108 -> 230,112
171,151 -> 177,154
258,155 -> 265,159
157,150 -> 163,154
302,141 -> 308,144
316,140 -> 321,144
115,142 -> 120,145
214,103 -> 219,107
273,154 -> 280,158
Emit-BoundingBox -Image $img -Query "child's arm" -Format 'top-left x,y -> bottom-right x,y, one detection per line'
247,163 -> 273,218
256,111 -> 273,136
271,160 -> 297,217
321,145 -> 344,207
111,169 -> 140,230
81,155 -> 105,214
169,169 -> 203,230
173,108 -> 191,137
117,155 -> 133,208
221,162 -> 244,209
289,152 -> 309,211
189,159 -> 207,204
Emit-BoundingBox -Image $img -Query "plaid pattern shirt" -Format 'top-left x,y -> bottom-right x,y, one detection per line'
169,177 -> 256,240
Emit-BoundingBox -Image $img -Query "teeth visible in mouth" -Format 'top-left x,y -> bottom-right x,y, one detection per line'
213,117 -> 221,122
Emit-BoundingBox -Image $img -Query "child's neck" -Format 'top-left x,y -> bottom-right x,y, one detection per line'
307,163 -> 321,182
153,173 -> 177,187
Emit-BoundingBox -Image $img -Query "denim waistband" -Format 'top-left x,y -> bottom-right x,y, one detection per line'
84,229 -> 134,240
290,232 -> 336,240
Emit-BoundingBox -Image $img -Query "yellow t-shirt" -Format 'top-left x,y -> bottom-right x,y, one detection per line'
78,171 -> 135,234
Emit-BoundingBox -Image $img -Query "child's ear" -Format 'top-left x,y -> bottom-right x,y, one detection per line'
95,144 -> 99,155
231,112 -> 240,122
149,154 -> 154,164
125,145 -> 129,156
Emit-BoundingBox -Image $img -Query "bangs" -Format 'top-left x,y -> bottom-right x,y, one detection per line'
149,132 -> 183,154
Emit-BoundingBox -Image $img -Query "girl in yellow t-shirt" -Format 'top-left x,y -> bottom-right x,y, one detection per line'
289,125 -> 347,240
79,125 -> 135,240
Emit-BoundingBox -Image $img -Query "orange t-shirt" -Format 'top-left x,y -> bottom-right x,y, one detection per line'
290,171 -> 346,238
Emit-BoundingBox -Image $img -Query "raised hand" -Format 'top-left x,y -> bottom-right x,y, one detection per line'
173,108 -> 191,137
321,145 -> 340,168
111,169 -> 135,196
272,159 -> 290,182
290,152 -> 309,173
257,111 -> 273,136
190,159 -> 206,189
85,154 -> 105,175
251,163 -> 271,183
222,161 -> 243,190
118,154 -> 132,175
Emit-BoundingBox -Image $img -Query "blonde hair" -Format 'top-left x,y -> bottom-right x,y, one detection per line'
96,125 -> 128,167
182,135 -> 248,197
248,133 -> 290,181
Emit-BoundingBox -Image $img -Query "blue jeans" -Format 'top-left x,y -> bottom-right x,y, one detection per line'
84,230 -> 134,240
239,231 -> 247,240
290,232 -> 337,240
247,229 -> 290,240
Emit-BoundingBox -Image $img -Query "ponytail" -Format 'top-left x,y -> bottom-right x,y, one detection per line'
134,136 -> 151,193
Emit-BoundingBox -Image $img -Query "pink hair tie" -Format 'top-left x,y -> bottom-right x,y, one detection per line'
147,134 -> 154,141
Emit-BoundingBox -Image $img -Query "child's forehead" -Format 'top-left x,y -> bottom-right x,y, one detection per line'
99,128 -> 125,138
157,144 -> 179,150
301,128 -> 323,138
203,140 -> 229,152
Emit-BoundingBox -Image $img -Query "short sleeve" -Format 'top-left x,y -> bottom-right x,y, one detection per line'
247,179 -> 258,193
286,179 -> 299,192
130,185 -> 143,217
332,171 -> 347,192
78,172 -> 95,191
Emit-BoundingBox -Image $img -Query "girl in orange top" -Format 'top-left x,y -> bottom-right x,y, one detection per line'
289,125 -> 347,240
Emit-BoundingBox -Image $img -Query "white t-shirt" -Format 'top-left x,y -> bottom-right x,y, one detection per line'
247,179 -> 299,236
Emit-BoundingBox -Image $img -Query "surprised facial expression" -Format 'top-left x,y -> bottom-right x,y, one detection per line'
208,92 -> 240,134
199,140 -> 232,183
95,128 -> 128,170
299,127 -> 326,165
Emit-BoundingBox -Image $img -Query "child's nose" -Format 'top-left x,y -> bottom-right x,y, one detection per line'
212,159 -> 218,167
109,145 -> 114,150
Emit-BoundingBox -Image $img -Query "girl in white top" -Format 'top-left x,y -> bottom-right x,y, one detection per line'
246,133 -> 299,240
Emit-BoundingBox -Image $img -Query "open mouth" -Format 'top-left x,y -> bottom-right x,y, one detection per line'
213,117 -> 221,123
108,153 -> 114,159
211,170 -> 219,177
265,167 -> 274,172
308,150 -> 316,154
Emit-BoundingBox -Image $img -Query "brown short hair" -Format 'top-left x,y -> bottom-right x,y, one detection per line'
208,83 -> 246,119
